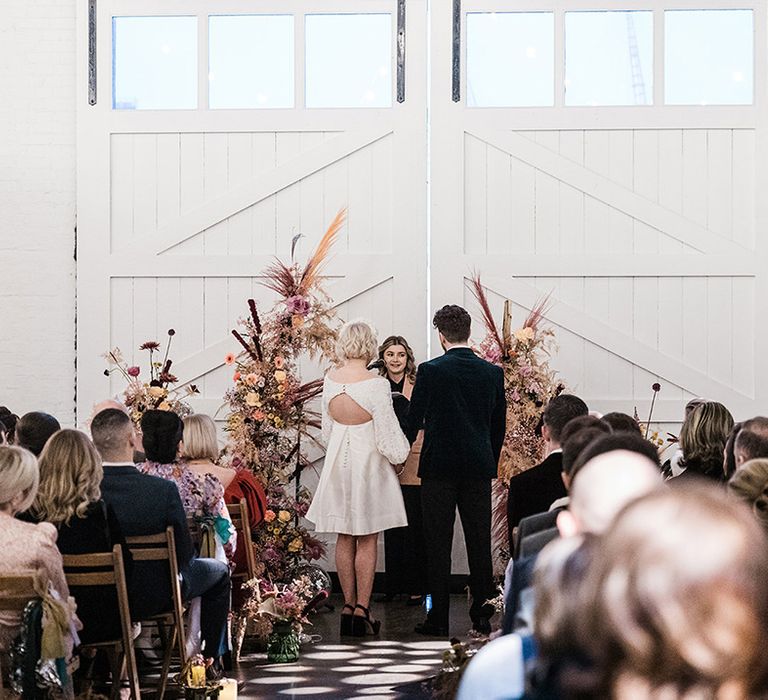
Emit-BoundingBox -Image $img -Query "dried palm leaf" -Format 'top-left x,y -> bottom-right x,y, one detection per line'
468,273 -> 503,354
524,294 -> 552,330
299,208 -> 347,294
261,260 -> 298,299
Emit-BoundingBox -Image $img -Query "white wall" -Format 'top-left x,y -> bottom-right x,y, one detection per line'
0,0 -> 77,426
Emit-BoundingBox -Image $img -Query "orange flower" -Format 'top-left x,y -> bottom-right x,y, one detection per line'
233,371 -> 241,382
224,353 -> 236,366
291,315 -> 304,329
264,510 -> 276,523
274,356 -> 285,369
245,373 -> 260,386
251,410 -> 266,421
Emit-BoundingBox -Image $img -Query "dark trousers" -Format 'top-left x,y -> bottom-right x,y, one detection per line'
421,478 -> 494,628
182,558 -> 231,658
383,485 -> 426,595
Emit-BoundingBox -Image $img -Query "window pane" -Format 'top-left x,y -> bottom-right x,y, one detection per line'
565,11 -> 652,106
209,15 -> 294,109
466,13 -> 554,108
113,16 -> 197,110
305,14 -> 392,108
665,10 -> 753,105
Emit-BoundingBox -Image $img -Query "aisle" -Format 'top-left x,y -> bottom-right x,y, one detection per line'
233,595 -> 477,699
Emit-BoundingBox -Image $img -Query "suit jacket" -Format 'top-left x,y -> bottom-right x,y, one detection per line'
507,452 -> 566,533
513,507 -> 563,559
407,347 -> 506,480
100,464 -> 193,620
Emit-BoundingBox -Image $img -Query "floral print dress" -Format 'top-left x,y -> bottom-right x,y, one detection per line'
138,460 -> 237,565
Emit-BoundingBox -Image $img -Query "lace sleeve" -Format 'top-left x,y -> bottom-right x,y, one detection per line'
371,379 -> 411,465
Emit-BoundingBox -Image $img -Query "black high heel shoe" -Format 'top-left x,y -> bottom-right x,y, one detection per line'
340,603 -> 355,636
352,604 -> 381,637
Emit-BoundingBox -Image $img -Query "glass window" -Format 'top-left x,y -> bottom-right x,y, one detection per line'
466,12 -> 554,107
112,16 -> 197,110
305,14 -> 392,108
565,11 -> 653,106
665,9 -> 753,105
209,15 -> 294,109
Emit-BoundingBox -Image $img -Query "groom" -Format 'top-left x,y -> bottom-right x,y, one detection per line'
407,305 -> 506,635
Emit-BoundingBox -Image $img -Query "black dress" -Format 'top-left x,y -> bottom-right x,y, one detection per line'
56,501 -> 133,644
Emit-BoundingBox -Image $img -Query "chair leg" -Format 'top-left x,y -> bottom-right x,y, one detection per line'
105,647 -> 121,700
123,637 -> 141,700
156,624 -> 177,700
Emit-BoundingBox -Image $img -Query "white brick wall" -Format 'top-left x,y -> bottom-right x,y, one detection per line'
0,1 -> 77,426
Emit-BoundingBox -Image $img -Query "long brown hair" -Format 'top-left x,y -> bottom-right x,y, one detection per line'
377,335 -> 417,383
32,429 -> 103,525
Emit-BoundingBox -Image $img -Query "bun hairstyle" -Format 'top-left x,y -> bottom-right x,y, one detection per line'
728,458 -> 768,533
335,319 -> 378,364
141,410 -> 184,464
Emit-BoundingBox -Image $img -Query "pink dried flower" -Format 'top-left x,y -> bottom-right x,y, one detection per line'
286,295 -> 310,316
127,366 -> 140,377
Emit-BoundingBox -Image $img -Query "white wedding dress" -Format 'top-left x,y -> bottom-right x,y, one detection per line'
306,376 -> 410,535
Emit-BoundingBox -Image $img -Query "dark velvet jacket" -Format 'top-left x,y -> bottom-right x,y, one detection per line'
507,451 -> 567,533
406,347 -> 506,480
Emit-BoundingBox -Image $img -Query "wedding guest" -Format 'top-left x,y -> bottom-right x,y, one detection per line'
139,410 -> 236,565
0,419 -> 6,445
672,401 -> 733,483
0,406 -> 18,443
574,485 -> 768,699
600,411 -> 642,435
306,320 -> 410,637
406,305 -> 506,636
26,429 -> 131,644
0,446 -> 80,666
15,411 -> 60,457
376,335 -> 426,606
728,458 -> 768,533
507,395 -> 588,537
92,409 -> 230,673
91,399 -> 145,462
723,421 -> 744,480
734,417 -> 768,468
662,397 -> 708,478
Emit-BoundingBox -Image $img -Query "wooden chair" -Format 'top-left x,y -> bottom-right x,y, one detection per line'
125,527 -> 186,699
227,498 -> 256,582
0,572 -> 37,692
62,546 -> 139,700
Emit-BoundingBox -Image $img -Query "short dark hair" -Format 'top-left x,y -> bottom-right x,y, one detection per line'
562,426 -> 613,480
724,422 -> 744,480
141,410 -> 183,464
560,415 -> 610,445
570,432 -> 661,483
15,412 -> 60,457
0,407 -> 19,443
601,412 -> 643,436
91,408 -> 132,459
735,417 -> 768,463
433,305 -> 471,343
543,395 -> 589,443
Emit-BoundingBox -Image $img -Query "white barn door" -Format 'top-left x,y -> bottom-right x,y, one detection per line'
430,0 -> 768,426
76,0 -> 427,422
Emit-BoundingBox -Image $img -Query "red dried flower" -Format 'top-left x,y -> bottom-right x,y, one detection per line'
159,372 -> 178,384
127,366 -> 140,377
140,341 -> 160,351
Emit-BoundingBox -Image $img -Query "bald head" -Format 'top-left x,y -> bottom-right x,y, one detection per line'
566,450 -> 663,535
91,399 -> 128,420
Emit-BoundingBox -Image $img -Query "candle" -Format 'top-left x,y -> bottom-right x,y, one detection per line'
219,678 -> 238,700
189,664 -> 206,688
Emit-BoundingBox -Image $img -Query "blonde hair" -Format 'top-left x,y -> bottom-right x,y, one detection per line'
728,458 -> 768,533
335,319 -> 378,363
679,401 -> 734,474
182,414 -> 219,462
0,445 -> 39,513
32,429 -> 103,525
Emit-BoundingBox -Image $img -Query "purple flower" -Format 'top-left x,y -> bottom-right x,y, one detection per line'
127,366 -> 141,377
286,295 -> 310,316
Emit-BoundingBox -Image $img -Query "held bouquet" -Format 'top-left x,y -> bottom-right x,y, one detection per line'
103,329 -> 198,425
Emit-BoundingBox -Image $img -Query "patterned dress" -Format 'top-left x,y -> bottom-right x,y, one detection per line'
137,461 -> 236,564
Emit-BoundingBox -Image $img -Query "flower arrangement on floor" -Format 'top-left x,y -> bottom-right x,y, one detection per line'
103,329 -> 198,425
469,275 -> 565,565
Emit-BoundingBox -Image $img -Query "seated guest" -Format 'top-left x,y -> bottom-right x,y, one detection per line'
26,429 -> 131,644
671,401 -> 733,483
600,411 -> 642,435
507,395 -> 588,537
0,406 -> 18,444
139,411 -> 236,565
15,411 -> 60,457
728,458 -> 768,534
0,446 -> 80,669
569,485 -> 768,699
91,409 -> 230,671
723,421 -> 743,480
734,417 -> 768,469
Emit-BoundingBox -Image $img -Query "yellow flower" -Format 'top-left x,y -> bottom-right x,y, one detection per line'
274,370 -> 287,383
291,315 -> 304,329
514,327 -> 535,342
157,401 -> 171,411
278,510 -> 291,523
147,386 -> 166,398
245,392 -> 261,407
287,537 -> 303,553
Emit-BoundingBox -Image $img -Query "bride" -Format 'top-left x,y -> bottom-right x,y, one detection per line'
306,319 -> 410,637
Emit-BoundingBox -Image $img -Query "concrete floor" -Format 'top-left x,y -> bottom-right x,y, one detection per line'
233,594 -> 484,699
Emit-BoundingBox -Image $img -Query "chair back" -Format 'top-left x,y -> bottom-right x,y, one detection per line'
0,573 -> 37,613
125,526 -> 186,666
227,498 -> 256,580
61,546 -> 139,697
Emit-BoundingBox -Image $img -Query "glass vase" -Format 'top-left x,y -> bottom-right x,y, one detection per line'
266,620 -> 300,663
